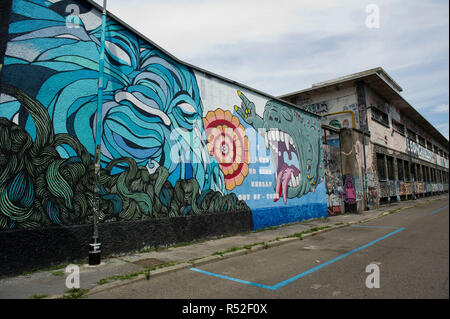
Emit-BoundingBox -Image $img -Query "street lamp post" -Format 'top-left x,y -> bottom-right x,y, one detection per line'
89,0 -> 107,266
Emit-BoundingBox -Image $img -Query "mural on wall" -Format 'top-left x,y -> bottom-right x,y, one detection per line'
0,0 -> 327,231
233,91 -> 324,205
0,0 -> 251,230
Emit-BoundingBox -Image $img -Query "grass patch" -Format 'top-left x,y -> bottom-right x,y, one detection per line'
212,246 -> 241,256
285,225 -> 332,240
21,263 -> 69,276
145,261 -> 177,272
287,233 -> 303,240
187,257 -> 202,265
171,241 -> 195,248
51,271 -> 65,277
99,261 -> 179,285
60,288 -> 89,299
109,271 -> 141,281
335,222 -> 344,226
97,278 -> 109,285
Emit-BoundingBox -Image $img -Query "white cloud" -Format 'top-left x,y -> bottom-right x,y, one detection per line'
430,104 -> 449,113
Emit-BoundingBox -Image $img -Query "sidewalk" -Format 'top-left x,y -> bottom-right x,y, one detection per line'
0,194 -> 448,299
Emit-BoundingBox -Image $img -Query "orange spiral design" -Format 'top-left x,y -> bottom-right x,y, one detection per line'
203,109 -> 250,191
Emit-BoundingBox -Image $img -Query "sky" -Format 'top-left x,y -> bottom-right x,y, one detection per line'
93,0 -> 449,140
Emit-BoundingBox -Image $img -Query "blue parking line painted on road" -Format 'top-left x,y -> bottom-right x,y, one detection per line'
271,227 -> 405,290
190,268 -> 276,290
430,205 -> 449,216
190,227 -> 405,291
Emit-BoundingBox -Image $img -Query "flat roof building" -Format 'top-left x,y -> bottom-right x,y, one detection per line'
280,67 -> 449,213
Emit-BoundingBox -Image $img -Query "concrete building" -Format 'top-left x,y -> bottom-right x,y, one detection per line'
279,67 -> 449,214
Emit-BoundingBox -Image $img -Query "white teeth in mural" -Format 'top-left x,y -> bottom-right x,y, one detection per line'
265,129 -> 297,152
265,128 -> 302,190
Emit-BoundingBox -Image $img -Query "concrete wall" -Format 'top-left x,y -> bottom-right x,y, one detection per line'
0,0 -> 327,271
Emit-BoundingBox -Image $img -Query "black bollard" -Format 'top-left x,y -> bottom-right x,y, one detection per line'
88,236 -> 102,265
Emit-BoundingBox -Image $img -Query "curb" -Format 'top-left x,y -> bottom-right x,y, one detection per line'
47,195 -> 447,299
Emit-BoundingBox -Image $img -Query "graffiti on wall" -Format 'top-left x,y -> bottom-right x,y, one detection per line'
323,137 -> 344,215
233,91 -> 324,205
406,140 -> 437,164
0,0 -> 326,230
344,175 -> 356,204
303,101 -> 328,115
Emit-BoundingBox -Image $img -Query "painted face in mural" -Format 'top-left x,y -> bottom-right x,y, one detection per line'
0,0 -> 222,193
234,92 -> 324,204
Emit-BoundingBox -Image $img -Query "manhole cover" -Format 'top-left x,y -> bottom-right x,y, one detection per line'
133,258 -> 166,268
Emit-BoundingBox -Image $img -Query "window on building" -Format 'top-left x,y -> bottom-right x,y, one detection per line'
418,136 -> 426,147
377,153 -> 386,181
392,120 -> 405,135
407,129 -> 417,142
371,107 -> 390,127
387,156 -> 395,180
411,162 -> 416,181
427,142 -> 433,151
397,159 -> 404,181
404,160 -> 410,181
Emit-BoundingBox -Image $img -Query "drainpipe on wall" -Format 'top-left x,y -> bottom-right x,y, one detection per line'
90,0 -> 107,266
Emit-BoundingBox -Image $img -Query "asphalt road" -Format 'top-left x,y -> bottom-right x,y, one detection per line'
89,197 -> 449,299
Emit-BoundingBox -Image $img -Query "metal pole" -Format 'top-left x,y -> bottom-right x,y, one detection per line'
89,0 -> 107,266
